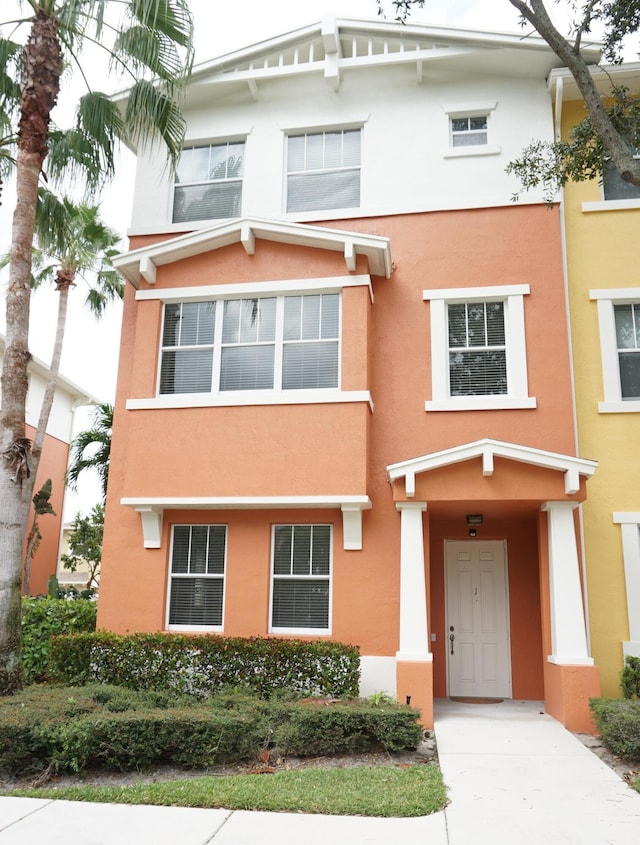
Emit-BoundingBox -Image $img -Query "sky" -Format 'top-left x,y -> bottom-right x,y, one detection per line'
0,1 -> 584,515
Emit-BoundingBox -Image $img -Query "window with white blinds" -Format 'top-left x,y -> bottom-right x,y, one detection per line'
167,525 -> 226,629
270,525 -> 331,631
448,301 -> 507,396
614,303 -> 640,399
173,142 -> 244,223
423,284 -> 534,411
286,129 -> 361,213
159,294 -> 340,395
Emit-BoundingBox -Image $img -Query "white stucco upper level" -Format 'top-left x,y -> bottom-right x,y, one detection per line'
0,335 -> 98,443
124,15 -> 601,235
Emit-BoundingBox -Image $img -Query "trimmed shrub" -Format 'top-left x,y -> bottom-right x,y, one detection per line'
21,597 -> 96,684
0,685 -> 421,777
48,632 -> 360,699
272,700 -> 423,756
621,655 -> 640,700
590,697 -> 640,762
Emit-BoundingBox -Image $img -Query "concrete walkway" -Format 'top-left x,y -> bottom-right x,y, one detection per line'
1,699 -> 639,843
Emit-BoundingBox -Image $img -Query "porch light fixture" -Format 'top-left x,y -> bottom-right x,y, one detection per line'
466,514 -> 483,526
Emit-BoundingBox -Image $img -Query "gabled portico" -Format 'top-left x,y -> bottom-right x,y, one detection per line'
387,439 -> 599,732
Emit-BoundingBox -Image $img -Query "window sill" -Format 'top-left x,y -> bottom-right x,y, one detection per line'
443,145 -> 501,159
167,625 -> 224,633
425,396 -> 537,412
598,400 -> 640,413
270,627 -> 331,636
583,199 -> 640,213
127,389 -> 373,411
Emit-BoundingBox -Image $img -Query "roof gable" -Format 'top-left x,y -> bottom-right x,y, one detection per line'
113,216 -> 392,287
387,438 -> 597,497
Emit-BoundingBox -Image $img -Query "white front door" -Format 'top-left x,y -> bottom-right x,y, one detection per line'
445,540 -> 512,698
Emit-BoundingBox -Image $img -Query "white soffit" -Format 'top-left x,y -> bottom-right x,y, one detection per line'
113,217 -> 392,287
386,438 -> 597,498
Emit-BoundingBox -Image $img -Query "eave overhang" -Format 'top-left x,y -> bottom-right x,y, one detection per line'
122,495 -> 372,551
387,438 -> 597,499
112,217 -> 392,287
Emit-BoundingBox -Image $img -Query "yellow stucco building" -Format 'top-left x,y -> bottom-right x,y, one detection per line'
552,64 -> 640,696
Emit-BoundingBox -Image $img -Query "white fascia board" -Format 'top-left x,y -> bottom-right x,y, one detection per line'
548,59 -> 638,101
123,495 -> 372,551
135,274 -> 372,302
114,218 -> 392,286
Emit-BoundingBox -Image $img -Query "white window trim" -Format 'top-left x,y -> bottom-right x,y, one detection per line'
442,101 -> 500,159
423,284 -> 535,412
130,276 -> 373,411
166,524 -> 227,633
583,198 -> 640,213
591,288 -> 640,413
268,524 -> 333,636
613,513 -> 640,657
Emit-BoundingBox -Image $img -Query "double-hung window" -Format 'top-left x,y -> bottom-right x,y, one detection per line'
270,525 -> 331,632
286,129 -> 361,213
167,525 -> 226,629
173,141 -> 244,223
159,293 -> 340,395
450,116 -> 488,148
591,288 -> 640,412
424,284 -> 535,411
448,301 -> 507,396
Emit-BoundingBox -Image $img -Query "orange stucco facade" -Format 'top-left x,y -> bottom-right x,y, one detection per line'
98,203 -> 599,730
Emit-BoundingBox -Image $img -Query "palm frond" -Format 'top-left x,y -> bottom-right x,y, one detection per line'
124,78 -> 186,168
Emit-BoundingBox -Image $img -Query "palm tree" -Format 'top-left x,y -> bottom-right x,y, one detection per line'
66,402 -> 113,504
0,0 -> 194,694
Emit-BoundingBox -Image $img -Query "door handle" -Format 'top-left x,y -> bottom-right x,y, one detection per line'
449,626 -> 455,656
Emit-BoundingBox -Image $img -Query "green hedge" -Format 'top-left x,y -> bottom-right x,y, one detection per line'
21,597 -> 97,684
272,700 -> 423,755
621,655 -> 640,699
47,632 -> 360,699
0,684 -> 420,777
590,697 -> 640,762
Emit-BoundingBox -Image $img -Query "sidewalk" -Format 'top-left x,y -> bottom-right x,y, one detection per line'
1,699 -> 640,844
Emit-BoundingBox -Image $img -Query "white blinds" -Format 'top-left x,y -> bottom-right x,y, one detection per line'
160,294 -> 340,395
168,525 -> 226,627
271,525 -> 331,630
448,301 -> 507,396
286,129 -> 361,213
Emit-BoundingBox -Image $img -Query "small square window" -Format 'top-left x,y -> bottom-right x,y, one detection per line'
451,115 -> 488,147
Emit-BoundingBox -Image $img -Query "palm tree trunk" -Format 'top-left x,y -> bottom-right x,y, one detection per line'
22,275 -> 71,594
0,9 -> 62,694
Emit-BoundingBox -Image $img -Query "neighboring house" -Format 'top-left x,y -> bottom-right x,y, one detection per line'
0,334 -> 97,596
550,63 -> 640,699
97,16 -> 603,731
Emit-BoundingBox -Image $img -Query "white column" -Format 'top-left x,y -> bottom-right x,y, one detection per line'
542,501 -> 594,665
395,502 -> 431,662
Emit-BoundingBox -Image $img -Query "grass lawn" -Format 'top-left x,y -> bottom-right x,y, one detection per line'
5,764 -> 448,817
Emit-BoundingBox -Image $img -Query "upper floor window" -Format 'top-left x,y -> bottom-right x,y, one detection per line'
167,524 -> 227,630
173,141 -> 244,224
591,288 -> 640,412
448,301 -> 506,396
423,284 -> 535,411
286,129 -> 361,213
450,115 -> 488,148
159,293 -> 340,396
603,161 -> 640,201
614,303 -> 640,398
270,524 -> 332,632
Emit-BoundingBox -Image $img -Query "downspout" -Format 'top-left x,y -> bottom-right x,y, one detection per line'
552,72 -> 593,655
